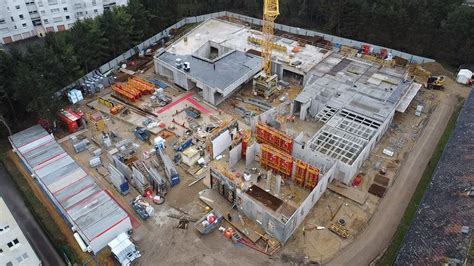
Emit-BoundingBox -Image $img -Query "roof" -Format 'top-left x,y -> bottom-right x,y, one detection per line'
158,50 -> 260,93
395,90 -> 474,264
9,125 -> 130,248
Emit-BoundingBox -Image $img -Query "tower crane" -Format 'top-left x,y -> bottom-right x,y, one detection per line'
253,0 -> 280,99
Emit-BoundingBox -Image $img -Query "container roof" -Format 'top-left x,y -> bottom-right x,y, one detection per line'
9,126 -> 129,245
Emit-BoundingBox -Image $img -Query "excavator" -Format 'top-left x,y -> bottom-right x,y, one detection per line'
410,65 -> 445,90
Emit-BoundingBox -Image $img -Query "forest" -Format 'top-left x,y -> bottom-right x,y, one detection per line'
0,0 -> 473,135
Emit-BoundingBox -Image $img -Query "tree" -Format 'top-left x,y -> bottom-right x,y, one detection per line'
13,45 -> 67,120
127,0 -> 153,41
100,8 -> 134,58
70,18 -> 108,72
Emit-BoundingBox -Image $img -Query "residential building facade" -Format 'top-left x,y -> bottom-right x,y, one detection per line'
0,197 -> 41,266
0,0 -> 128,44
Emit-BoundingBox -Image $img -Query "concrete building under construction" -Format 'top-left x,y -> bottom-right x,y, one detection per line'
160,18 -> 424,243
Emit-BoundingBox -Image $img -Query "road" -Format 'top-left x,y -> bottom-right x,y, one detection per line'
0,165 -> 65,266
328,95 -> 456,265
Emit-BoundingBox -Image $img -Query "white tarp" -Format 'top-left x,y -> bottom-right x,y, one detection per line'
212,130 -> 231,158
457,69 -> 473,85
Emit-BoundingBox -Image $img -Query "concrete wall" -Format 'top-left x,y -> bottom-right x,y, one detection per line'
237,162 -> 336,243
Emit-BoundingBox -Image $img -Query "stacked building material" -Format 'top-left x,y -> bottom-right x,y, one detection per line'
128,76 -> 155,95
108,164 -> 129,195
113,76 -> 156,102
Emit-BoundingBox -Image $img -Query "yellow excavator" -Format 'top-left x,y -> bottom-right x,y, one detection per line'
410,65 -> 445,90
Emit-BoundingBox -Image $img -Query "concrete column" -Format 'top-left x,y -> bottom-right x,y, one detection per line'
274,175 -> 281,196
266,170 -> 272,192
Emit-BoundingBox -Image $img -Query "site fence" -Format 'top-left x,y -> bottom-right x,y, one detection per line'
60,11 -> 434,94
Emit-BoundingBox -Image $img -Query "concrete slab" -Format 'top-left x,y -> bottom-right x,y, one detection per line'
327,183 -> 368,205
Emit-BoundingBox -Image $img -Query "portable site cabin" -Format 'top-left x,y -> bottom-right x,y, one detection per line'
9,125 -> 132,254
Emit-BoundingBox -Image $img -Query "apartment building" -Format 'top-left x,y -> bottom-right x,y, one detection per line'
0,197 -> 41,266
0,0 -> 128,44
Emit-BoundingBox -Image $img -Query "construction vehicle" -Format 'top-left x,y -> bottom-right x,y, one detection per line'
134,127 -> 151,142
253,0 -> 280,99
410,65 -> 445,90
427,75 -> 445,90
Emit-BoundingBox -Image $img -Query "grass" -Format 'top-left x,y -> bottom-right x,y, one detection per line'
1,152 -> 79,264
377,104 -> 463,265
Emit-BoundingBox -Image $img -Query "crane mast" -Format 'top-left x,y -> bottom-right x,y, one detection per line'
261,0 -> 279,77
253,0 -> 280,99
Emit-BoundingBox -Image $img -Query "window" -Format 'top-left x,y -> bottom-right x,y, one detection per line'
63,7 -> 67,11
53,17 -> 62,23
0,19 -> 5,24
15,5 -> 20,10
7,242 -> 13,248
14,25 -> 17,29
22,23 -> 27,27
13,239 -> 19,245
6,262 -> 12,266
19,14 -> 24,19
65,15 -> 70,20
10,17 -> 14,22
38,2 -> 43,7
43,19 -> 49,24
48,0 -> 58,5
16,256 -> 23,263
92,0 -> 97,6
22,252 -> 28,259
41,10 -> 46,15
0,248 -> 3,253
94,9 -> 98,13
50,8 -> 60,13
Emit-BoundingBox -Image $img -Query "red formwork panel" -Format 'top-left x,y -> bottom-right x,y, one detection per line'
305,165 -> 320,191
256,122 -> 293,154
294,160 -> 307,186
260,144 -> 293,178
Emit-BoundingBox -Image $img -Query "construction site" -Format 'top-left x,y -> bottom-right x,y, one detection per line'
6,3 -> 473,265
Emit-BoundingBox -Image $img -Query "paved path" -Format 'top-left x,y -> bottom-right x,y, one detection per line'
328,96 -> 456,265
0,165 -> 65,266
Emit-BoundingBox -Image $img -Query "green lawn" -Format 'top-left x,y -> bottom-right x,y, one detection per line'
377,105 -> 463,265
